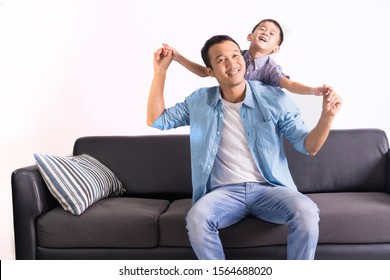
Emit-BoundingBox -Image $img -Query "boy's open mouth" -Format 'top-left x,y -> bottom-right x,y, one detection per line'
259,36 -> 268,42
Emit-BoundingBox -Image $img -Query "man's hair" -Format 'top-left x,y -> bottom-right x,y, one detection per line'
251,19 -> 284,46
201,35 -> 242,68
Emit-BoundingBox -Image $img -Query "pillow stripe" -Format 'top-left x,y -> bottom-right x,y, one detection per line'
53,156 -> 91,208
34,153 -> 124,215
36,155 -> 86,214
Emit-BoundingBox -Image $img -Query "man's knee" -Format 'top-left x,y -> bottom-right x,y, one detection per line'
186,202 -> 210,233
298,197 -> 320,230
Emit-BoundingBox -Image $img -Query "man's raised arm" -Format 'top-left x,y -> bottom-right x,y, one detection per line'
304,89 -> 343,156
146,47 -> 173,126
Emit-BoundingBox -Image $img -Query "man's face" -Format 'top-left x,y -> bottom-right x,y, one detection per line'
206,40 -> 246,88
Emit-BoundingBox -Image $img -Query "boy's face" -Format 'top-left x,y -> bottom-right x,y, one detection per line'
206,40 -> 246,88
248,21 -> 281,55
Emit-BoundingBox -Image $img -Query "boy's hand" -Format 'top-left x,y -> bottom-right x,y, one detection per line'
313,84 -> 333,96
162,43 -> 180,61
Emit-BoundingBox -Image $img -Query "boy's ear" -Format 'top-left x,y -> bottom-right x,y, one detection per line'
247,33 -> 253,41
205,67 -> 214,77
271,45 -> 280,54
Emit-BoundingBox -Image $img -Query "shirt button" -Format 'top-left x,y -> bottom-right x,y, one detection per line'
217,131 -> 220,135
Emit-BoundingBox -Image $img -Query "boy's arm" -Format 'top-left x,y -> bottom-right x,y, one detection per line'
147,48 -> 173,126
163,44 -> 208,77
304,90 -> 343,155
279,76 -> 328,96
175,54 -> 208,77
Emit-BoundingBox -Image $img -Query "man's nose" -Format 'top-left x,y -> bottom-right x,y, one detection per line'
226,58 -> 235,67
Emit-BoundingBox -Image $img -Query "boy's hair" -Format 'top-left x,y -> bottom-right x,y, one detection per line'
201,35 -> 242,68
251,19 -> 284,46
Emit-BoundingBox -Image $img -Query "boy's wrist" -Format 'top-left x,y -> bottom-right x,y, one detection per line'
174,53 -> 183,63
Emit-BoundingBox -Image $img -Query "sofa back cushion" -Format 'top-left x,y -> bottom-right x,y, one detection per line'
73,135 -> 192,199
284,129 -> 389,193
73,129 -> 389,197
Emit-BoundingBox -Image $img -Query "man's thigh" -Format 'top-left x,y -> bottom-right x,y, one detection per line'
246,183 -> 318,224
186,184 -> 249,229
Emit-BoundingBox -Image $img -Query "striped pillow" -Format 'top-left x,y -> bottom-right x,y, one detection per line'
34,153 -> 125,215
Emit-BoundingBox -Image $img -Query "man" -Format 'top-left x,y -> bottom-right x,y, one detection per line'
147,35 -> 342,260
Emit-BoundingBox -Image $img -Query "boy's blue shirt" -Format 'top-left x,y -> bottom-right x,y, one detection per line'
152,80 -> 310,203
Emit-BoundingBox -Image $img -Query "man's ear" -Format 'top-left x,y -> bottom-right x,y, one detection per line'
271,45 -> 280,54
205,67 -> 214,77
247,33 -> 252,41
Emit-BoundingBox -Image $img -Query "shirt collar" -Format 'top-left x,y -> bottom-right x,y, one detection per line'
243,50 -> 269,71
208,86 -> 222,107
208,82 -> 255,109
243,81 -> 255,108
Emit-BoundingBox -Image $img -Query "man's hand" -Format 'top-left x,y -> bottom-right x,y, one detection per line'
305,89 -> 342,156
322,89 -> 343,119
162,43 -> 180,61
153,47 -> 173,72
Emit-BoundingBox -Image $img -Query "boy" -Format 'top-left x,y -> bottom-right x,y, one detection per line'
164,19 -> 328,96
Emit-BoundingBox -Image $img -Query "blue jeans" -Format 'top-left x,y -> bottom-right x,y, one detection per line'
186,182 -> 320,260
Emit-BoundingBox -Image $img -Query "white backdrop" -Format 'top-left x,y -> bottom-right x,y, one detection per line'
1,0 -> 390,259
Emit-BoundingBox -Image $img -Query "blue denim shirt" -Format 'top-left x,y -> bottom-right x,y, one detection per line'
152,80 -> 310,203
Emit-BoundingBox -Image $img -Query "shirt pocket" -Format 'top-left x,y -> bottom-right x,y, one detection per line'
251,119 -> 279,149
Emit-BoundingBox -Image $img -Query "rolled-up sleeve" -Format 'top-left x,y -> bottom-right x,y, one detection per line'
276,94 -> 310,155
152,100 -> 190,130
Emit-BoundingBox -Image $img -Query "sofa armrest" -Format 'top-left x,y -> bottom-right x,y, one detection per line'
388,150 -> 390,194
11,165 -> 58,259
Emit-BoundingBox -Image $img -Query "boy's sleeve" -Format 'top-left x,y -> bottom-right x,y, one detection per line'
268,61 -> 290,88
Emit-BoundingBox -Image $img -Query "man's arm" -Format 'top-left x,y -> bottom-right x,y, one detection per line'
304,90 -> 343,155
146,48 -> 173,126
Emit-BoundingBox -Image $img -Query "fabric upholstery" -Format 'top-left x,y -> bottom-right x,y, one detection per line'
37,197 -> 169,248
159,193 -> 390,248
284,129 -> 389,193
73,136 -> 192,199
11,129 -> 390,260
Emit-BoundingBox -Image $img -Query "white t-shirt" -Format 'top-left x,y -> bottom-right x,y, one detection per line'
211,99 -> 265,188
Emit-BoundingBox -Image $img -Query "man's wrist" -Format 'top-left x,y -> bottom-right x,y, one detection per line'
319,113 -> 334,128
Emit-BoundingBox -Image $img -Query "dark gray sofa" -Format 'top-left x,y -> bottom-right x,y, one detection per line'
11,129 -> 390,260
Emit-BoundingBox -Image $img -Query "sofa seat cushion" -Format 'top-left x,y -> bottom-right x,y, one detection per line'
309,192 -> 390,243
159,192 -> 390,248
37,197 -> 169,248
